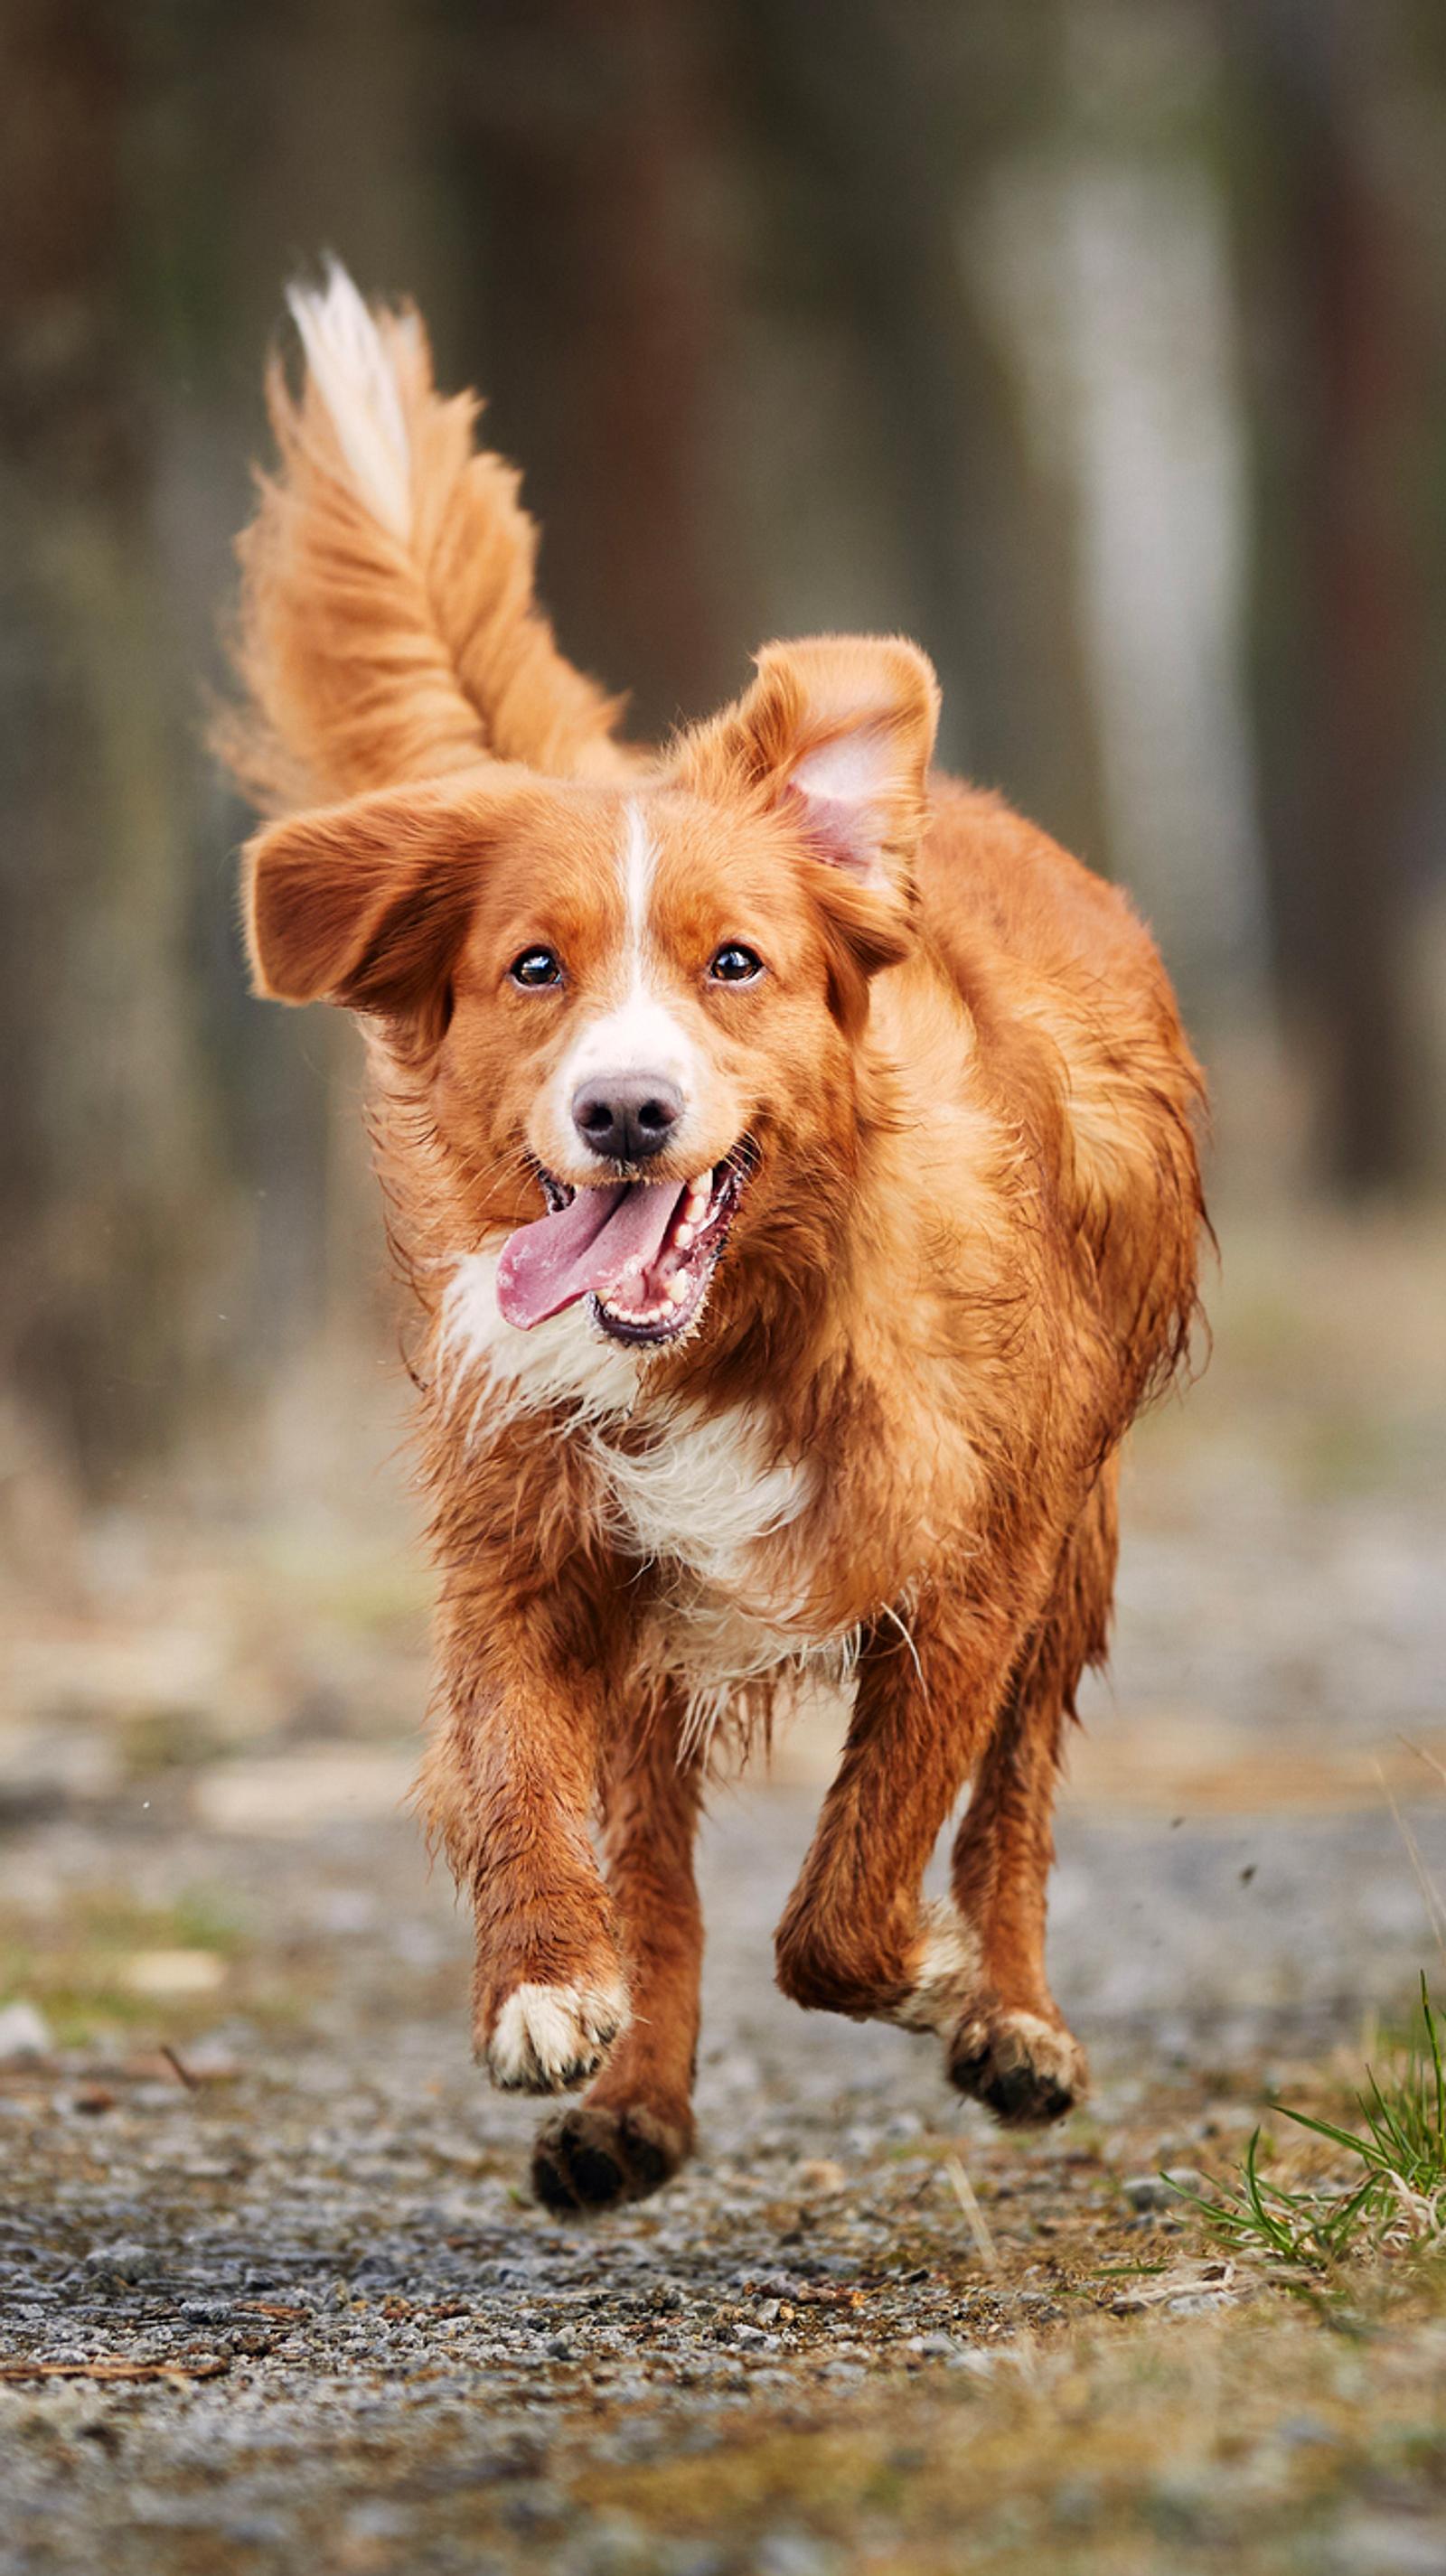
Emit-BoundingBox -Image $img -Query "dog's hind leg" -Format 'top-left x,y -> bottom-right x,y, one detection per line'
532,1694 -> 704,2215
944,1459 -> 1119,2124
941,1653 -> 1087,2124
773,1574 -> 1047,2039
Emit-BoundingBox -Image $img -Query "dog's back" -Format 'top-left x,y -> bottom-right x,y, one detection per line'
916,776 -> 1205,1412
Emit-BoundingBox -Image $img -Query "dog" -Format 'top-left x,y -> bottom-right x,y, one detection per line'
220,261 -> 1206,2213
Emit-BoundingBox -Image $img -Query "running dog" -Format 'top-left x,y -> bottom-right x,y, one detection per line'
220,263 -> 1206,2212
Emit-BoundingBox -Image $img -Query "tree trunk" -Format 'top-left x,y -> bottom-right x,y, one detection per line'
441,0 -> 737,741
0,0 -> 216,1479
1231,0 -> 1428,1189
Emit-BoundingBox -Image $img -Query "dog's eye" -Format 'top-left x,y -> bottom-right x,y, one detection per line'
709,943 -> 764,986
510,946 -> 563,989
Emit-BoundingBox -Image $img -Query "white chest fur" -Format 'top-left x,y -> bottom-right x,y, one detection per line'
439,1248 -> 816,1594
587,1400 -> 812,1592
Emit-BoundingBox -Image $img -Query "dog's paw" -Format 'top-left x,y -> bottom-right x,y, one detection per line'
531,2101 -> 690,2215
484,1978 -> 630,2096
946,2003 -> 1087,2126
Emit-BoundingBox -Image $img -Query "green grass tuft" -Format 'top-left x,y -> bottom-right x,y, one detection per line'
1175,1977 -> 1446,2281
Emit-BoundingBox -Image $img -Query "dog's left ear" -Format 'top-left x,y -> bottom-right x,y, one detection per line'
676,634 -> 940,899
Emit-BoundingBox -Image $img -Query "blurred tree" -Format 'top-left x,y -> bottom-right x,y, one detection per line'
1230,0 -> 1434,1188
731,0 -> 1111,859
439,0 -> 738,740
0,0 -> 218,1479
3,0 -> 1443,1496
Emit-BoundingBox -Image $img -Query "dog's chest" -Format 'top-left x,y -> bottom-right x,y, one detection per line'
443,1253 -> 820,1603
442,1257 -> 847,1719
592,1405 -> 853,1727
587,1400 -> 812,1594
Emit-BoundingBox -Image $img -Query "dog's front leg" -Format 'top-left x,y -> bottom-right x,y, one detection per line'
419,1606 -> 627,2097
773,1588 -> 1038,2044
532,1690 -> 704,2213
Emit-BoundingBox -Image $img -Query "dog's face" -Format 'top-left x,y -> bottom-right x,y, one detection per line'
247,637 -> 938,1351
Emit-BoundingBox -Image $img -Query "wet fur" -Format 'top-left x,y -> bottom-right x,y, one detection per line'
220,268 -> 1207,2208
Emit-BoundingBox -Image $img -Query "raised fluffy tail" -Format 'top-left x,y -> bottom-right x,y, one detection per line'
217,259 -> 630,814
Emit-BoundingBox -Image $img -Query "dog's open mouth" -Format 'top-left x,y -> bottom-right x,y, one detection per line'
495,1157 -> 747,1346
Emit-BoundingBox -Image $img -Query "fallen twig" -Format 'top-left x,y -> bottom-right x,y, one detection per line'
1103,2259 -> 1240,2314
0,2354 -> 230,2384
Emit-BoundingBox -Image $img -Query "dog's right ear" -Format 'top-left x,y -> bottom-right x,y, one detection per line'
244,771 -> 507,1016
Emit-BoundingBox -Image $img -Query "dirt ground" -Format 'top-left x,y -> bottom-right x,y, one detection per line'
2,1207 -> 1444,2574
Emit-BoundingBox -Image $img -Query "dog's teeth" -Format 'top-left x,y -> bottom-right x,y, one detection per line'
669,1277 -> 690,1307
674,1222 -> 696,1251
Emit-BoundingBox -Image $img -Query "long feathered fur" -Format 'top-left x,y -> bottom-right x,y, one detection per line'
216,258 -> 633,814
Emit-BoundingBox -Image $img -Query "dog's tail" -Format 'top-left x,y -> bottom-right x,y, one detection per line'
216,259 -> 630,814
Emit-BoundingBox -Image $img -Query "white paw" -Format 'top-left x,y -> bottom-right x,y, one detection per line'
486,1978 -> 630,2095
888,1900 -> 984,2036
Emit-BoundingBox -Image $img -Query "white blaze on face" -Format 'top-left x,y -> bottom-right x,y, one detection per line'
553,798 -> 700,1131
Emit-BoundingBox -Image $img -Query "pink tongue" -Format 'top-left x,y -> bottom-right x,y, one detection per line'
496,1180 -> 687,1329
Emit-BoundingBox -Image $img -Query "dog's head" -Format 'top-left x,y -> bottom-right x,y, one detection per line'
246,635 -> 938,1351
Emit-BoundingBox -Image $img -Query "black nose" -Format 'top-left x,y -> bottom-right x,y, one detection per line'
572,1073 -> 685,1164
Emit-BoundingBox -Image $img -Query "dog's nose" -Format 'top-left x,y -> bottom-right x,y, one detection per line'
572,1073 -> 684,1164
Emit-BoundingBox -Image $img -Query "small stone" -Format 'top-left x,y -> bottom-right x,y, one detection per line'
1053,2478 -> 1102,2529
757,2534 -> 838,2576
1325,2518 -> 1446,2576
81,2241 -> 165,2282
0,2001 -> 53,2064
791,2159 -> 846,2195
575,2513 -> 651,2574
1122,2169 -> 1201,2211
120,1948 -> 226,1999
1279,2412 -> 1334,2449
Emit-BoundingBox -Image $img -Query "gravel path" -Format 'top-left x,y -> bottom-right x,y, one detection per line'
3,1217 -> 1444,2571
2,1777 -> 1443,2576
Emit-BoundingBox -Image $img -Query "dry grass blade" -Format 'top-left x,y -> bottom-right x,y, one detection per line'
1400,1738 -> 1446,1794
944,2153 -> 1001,2279
1379,1759 -> 1446,1966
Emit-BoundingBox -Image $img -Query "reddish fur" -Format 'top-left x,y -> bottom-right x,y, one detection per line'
221,284 -> 1207,2206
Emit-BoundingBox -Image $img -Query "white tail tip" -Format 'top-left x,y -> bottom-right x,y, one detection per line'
287,255 -> 412,540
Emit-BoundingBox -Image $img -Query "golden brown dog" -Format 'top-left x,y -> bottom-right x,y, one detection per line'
221,263 -> 1206,2212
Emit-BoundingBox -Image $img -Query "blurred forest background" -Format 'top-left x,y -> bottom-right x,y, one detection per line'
5,23 -> 1446,2545
3,0 -> 1446,1518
